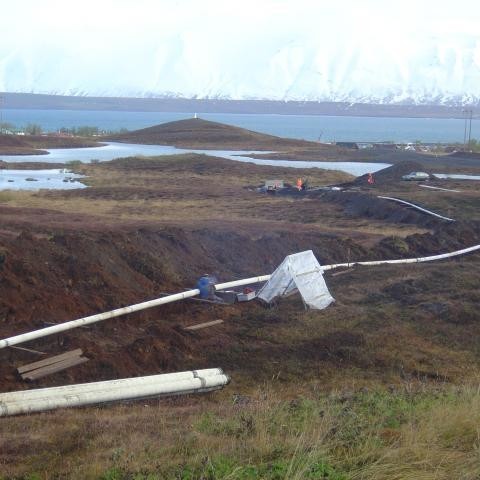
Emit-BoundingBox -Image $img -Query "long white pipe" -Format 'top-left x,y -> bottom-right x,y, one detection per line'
0,289 -> 200,349
321,243 -> 480,271
0,373 -> 230,417
215,275 -> 271,291
419,185 -> 461,193
0,368 -> 224,402
377,195 -> 455,222
1,245 -> 479,350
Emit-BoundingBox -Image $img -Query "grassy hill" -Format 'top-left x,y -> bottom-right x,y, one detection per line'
106,118 -> 319,150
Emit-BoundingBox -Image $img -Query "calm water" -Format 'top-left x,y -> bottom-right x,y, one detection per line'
2,143 -> 478,191
0,169 -> 86,190
0,142 -> 390,177
3,109 -> 479,143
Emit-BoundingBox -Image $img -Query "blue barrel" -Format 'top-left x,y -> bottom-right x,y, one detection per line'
196,276 -> 213,299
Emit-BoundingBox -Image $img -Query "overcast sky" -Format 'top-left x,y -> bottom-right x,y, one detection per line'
1,0 -> 479,102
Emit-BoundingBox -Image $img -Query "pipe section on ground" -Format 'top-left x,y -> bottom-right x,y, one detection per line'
0,369 -> 230,416
377,195 -> 455,222
0,368 -> 224,402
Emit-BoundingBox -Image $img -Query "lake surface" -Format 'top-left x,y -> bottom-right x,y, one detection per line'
2,143 -> 479,190
433,173 -> 480,181
3,109 -> 479,143
0,142 -> 390,177
0,169 -> 86,190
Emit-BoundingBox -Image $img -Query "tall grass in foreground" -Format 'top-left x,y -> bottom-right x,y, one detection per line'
1,384 -> 479,479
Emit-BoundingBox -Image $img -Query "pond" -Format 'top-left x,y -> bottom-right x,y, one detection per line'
0,169 -> 86,191
0,142 -> 390,176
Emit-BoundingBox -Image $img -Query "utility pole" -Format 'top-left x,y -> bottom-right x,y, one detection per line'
467,109 -> 473,149
463,108 -> 473,151
0,95 -> 3,132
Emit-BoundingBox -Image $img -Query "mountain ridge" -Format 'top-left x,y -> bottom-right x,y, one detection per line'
1,93 -> 478,119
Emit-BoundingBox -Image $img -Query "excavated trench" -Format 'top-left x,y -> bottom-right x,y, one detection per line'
0,226 -> 369,390
0,192 -> 478,391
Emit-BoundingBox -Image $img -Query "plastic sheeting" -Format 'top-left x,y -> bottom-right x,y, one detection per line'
257,250 -> 334,309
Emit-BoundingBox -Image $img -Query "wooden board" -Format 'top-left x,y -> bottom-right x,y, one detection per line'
21,356 -> 89,381
184,319 -> 224,331
17,349 -> 83,374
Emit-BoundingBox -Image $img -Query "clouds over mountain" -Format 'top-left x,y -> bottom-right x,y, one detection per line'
1,0 -> 479,104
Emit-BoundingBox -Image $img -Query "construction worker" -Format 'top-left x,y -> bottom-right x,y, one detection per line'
367,173 -> 375,185
296,177 -> 303,191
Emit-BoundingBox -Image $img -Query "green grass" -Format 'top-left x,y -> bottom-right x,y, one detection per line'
3,384 -> 478,479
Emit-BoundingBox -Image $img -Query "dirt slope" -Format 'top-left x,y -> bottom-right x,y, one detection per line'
106,118 -> 316,150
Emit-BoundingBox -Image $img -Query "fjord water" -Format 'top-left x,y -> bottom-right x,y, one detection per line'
3,109 -> 479,143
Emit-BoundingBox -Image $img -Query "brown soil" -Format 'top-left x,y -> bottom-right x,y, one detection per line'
0,151 -> 478,395
253,147 -> 480,173
348,161 -> 428,187
0,133 -> 103,155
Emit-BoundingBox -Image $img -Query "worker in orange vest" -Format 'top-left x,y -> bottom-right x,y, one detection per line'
296,177 -> 303,191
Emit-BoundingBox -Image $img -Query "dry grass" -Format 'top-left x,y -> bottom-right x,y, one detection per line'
1,383 -> 479,479
0,154 -> 429,242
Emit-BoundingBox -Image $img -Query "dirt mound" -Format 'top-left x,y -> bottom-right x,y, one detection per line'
106,118 -> 313,150
350,161 -> 428,187
0,135 -> 43,155
0,226 -> 367,391
0,135 -> 27,147
316,190 -> 439,227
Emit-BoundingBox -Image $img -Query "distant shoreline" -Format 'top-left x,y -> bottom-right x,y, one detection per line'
1,92 -> 478,119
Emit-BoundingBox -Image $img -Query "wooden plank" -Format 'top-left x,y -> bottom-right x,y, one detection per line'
17,349 -> 83,374
10,345 -> 47,355
21,356 -> 89,381
184,319 -> 224,331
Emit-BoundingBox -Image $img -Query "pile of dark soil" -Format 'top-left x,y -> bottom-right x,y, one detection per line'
0,134 -> 101,155
106,118 -> 314,150
0,225 -> 366,391
0,135 -> 26,147
349,161 -> 428,188
0,134 -> 44,155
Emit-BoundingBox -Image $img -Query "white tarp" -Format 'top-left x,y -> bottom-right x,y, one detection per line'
257,250 -> 334,310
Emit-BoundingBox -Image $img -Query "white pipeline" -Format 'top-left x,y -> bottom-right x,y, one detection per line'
215,275 -> 271,291
321,244 -> 480,271
0,276 -> 270,349
1,245 -> 479,349
0,289 -> 200,349
0,371 -> 230,417
377,196 -> 455,222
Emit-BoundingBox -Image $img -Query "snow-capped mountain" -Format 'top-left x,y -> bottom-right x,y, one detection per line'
1,0 -> 479,105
